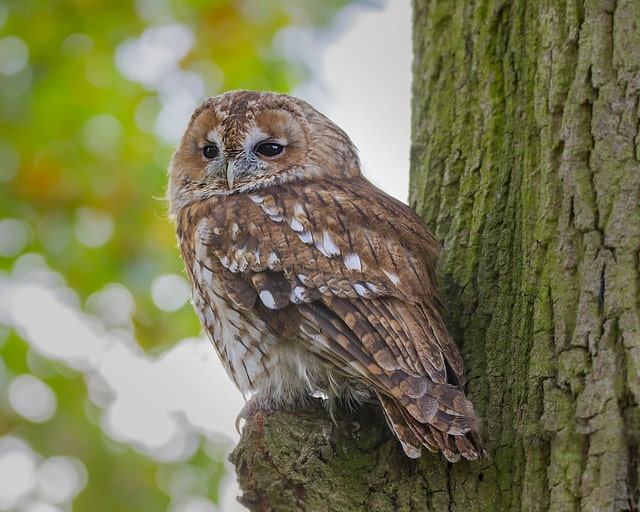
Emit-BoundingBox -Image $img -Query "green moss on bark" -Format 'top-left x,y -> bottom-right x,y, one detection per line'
411,0 -> 640,510
230,400 -> 438,511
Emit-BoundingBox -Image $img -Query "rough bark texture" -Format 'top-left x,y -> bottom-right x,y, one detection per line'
230,400 -> 456,511
410,0 -> 640,509
230,0 -> 640,510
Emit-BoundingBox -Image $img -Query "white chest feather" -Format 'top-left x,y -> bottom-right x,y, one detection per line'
190,252 -> 338,406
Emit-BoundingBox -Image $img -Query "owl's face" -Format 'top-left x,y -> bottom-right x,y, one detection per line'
168,90 -> 360,213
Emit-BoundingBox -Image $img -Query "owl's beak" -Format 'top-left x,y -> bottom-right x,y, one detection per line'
226,160 -> 235,189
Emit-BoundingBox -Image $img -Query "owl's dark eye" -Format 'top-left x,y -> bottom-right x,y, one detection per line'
255,142 -> 284,157
202,145 -> 219,159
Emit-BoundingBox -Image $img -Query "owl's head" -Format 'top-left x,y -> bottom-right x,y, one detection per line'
168,90 -> 361,212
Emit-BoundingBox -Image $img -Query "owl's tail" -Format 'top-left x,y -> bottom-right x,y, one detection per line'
377,387 -> 485,462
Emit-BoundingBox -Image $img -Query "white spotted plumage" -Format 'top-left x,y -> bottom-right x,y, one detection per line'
343,252 -> 362,271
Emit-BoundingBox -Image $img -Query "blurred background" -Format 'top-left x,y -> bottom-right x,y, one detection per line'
0,0 -> 409,510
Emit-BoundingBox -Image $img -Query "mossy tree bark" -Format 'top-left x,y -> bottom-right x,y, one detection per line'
230,0 -> 640,510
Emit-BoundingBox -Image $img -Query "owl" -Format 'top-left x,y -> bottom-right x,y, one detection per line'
168,90 -> 483,461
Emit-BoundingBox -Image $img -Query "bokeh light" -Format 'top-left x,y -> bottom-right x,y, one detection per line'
8,374 -> 57,423
115,23 -> 203,144
0,437 -> 88,511
0,437 -> 38,509
36,456 -> 87,505
115,24 -> 194,87
151,274 -> 190,312
74,208 -> 115,248
0,218 -> 29,257
81,114 -> 123,160
86,283 -> 136,328
0,36 -> 28,74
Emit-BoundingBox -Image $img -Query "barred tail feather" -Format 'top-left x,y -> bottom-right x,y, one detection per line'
377,392 -> 484,462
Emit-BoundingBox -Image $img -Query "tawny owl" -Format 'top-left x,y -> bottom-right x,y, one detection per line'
168,90 -> 483,461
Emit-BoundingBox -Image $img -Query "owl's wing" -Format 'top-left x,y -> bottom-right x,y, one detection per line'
204,178 -> 464,372
200,177 -> 480,460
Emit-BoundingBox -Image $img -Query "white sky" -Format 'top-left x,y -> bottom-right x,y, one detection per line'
0,2 -> 412,512
299,0 -> 411,203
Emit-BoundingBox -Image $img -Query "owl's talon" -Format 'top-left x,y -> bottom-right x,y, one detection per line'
235,414 -> 244,435
235,401 -> 254,434
236,398 -> 273,434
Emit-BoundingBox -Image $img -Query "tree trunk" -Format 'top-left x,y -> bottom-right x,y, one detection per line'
230,0 -> 640,510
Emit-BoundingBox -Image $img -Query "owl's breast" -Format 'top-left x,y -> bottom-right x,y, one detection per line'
180,216 -> 274,393
175,203 -> 332,403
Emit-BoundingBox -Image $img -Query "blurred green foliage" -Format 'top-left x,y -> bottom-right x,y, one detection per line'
0,0 -> 354,509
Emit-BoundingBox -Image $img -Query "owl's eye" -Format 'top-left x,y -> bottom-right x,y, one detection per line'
202,145 -> 219,159
255,142 -> 284,157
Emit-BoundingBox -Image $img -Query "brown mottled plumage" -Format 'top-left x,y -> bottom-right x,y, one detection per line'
168,90 -> 483,461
